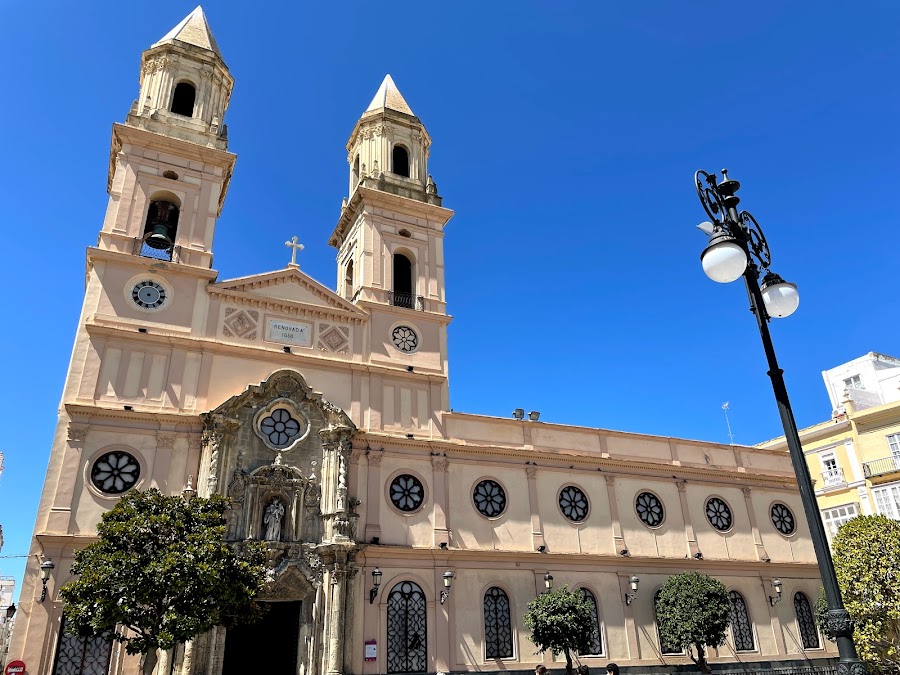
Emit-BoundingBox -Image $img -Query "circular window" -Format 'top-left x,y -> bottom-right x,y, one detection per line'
131,280 -> 168,310
473,479 -> 507,518
770,502 -> 796,536
391,325 -> 419,353
390,474 -> 425,512
559,485 -> 589,523
260,408 -> 302,448
91,451 -> 141,494
705,497 -> 733,532
635,491 -> 664,528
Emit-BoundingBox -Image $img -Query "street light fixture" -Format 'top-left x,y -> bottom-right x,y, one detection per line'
4,604 -> 15,622
369,567 -> 382,604
543,573 -> 553,591
624,575 -> 640,606
694,168 -> 864,674
39,558 -> 55,603
769,579 -> 783,607
440,570 -> 455,605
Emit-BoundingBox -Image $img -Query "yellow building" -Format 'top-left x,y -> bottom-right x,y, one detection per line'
760,353 -> 900,541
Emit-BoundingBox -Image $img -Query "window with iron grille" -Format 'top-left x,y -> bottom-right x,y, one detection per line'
579,588 -> 604,656
52,617 -> 113,675
386,581 -> 427,673
728,591 -> 755,652
483,587 -> 514,658
794,592 -> 820,649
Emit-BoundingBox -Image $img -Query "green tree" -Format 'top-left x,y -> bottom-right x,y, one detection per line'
523,586 -> 595,675
61,489 -> 267,674
814,515 -> 900,673
655,572 -> 730,673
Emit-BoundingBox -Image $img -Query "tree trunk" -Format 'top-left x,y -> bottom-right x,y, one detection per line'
142,649 -> 158,675
695,643 -> 710,674
564,647 -> 574,675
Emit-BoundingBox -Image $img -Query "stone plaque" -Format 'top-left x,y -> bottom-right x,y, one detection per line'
265,318 -> 312,347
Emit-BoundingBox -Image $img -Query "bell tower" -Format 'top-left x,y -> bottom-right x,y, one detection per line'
97,6 -> 235,270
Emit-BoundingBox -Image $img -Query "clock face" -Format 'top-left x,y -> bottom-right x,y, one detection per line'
131,280 -> 167,309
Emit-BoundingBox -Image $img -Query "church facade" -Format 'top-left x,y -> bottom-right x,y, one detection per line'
12,9 -> 836,675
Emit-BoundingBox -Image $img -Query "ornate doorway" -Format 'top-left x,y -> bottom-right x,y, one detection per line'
223,602 -> 302,675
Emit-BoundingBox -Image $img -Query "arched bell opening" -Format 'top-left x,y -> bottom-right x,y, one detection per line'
391,251 -> 415,308
143,199 -> 180,250
171,81 -> 196,117
344,260 -> 354,299
392,145 -> 410,178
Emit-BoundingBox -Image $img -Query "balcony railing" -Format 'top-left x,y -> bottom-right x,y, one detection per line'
821,467 -> 846,487
133,236 -> 180,263
389,291 -> 424,311
863,456 -> 900,479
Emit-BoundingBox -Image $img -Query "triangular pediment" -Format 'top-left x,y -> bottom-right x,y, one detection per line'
211,268 -> 367,317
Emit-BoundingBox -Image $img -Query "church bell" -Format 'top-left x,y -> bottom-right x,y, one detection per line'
143,201 -> 179,249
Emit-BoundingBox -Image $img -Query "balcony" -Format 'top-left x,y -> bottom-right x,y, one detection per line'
863,456 -> 900,480
133,236 -> 180,263
389,291 -> 424,311
821,467 -> 846,487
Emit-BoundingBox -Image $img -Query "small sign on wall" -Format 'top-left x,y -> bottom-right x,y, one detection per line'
364,640 -> 376,662
265,318 -> 313,347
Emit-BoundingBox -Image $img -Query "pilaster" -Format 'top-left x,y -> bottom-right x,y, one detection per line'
604,475 -> 628,556
675,480 -> 702,558
526,466 -> 545,551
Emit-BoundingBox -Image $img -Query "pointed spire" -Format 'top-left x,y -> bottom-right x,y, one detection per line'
365,75 -> 414,116
153,6 -> 222,57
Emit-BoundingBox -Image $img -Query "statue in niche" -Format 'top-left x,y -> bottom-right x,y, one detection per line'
264,499 -> 286,542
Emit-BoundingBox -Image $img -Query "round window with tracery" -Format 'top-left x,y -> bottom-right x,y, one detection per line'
260,408 -> 302,448
91,451 -> 141,494
473,479 -> 507,518
770,502 -> 796,536
635,491 -> 664,528
391,326 -> 419,353
705,497 -> 733,531
390,474 -> 425,512
559,485 -> 589,522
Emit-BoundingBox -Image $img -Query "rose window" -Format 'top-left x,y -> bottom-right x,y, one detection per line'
390,474 -> 425,512
705,497 -> 733,531
473,479 -> 506,517
91,451 -> 141,494
260,408 -> 302,448
558,485 -> 589,522
771,502 -> 796,535
391,326 -> 419,353
635,491 -> 664,527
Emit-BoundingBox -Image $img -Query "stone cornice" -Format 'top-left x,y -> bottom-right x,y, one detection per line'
112,122 -> 235,167
65,403 -> 203,429
208,286 -> 368,324
87,246 -> 219,281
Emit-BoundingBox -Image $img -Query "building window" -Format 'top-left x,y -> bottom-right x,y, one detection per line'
259,408 -> 302,448
654,590 -> 681,654
483,587 -> 513,659
391,325 -> 419,353
391,252 -> 414,307
392,145 -> 410,177
473,479 -> 507,518
843,374 -> 863,390
579,588 -> 604,656
728,591 -> 755,652
90,451 -> 141,494
636,491 -> 664,528
558,485 -> 589,523
821,503 -> 858,542
52,616 -> 113,675
705,497 -> 733,532
770,502 -> 796,536
352,154 -> 360,186
171,82 -> 196,116
873,483 -> 900,520
389,474 -> 425,512
887,434 -> 900,468
386,581 -> 427,673
344,261 -> 354,299
794,592 -> 820,649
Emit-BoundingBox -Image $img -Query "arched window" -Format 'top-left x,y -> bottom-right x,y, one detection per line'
654,590 -> 681,654
386,581 -> 427,673
579,588 -> 604,656
352,155 -> 360,186
143,200 -> 180,251
728,591 -> 755,652
52,615 -> 113,675
344,261 -> 354,298
171,82 -> 196,117
794,592 -> 820,649
483,587 -> 513,659
391,252 -> 414,308
392,145 -> 410,177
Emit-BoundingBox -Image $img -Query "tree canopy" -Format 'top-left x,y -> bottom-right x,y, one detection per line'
61,489 -> 267,659
815,514 -> 900,673
523,585 -> 595,675
655,572 -> 731,673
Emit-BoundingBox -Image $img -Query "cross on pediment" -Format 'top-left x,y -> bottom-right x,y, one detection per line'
285,236 -> 304,269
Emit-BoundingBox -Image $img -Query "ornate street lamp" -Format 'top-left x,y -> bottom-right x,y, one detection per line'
695,169 -> 864,674
440,570 -> 455,605
39,558 -> 55,603
543,572 -> 553,591
369,567 -> 382,604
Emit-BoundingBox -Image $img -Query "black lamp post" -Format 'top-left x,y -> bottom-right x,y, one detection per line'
695,169 -> 864,675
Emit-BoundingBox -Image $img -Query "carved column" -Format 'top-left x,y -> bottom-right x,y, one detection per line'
526,467 -> 545,551
604,475 -> 628,555
327,562 -> 348,675
742,487 -> 770,561
365,450 -> 383,543
199,414 -> 239,498
675,480 -> 702,558
432,456 -> 450,547
52,422 -> 89,531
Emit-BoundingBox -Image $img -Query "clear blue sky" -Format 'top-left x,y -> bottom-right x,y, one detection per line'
1,2 -> 898,591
